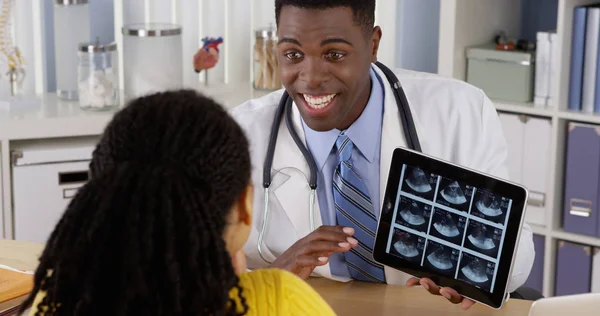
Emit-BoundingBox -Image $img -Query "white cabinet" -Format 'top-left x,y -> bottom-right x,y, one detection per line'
498,113 -> 525,184
11,138 -> 95,243
498,113 -> 552,227
521,117 -> 553,226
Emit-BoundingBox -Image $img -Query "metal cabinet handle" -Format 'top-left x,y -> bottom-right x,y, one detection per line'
569,199 -> 592,217
527,191 -> 545,207
63,188 -> 80,199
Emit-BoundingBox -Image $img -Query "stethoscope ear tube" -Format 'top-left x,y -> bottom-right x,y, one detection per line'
374,61 -> 422,152
284,96 -> 318,189
263,91 -> 289,188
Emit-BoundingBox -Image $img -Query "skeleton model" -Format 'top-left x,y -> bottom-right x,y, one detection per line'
0,0 -> 25,96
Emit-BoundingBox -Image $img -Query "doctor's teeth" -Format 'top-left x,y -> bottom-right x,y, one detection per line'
303,94 -> 336,108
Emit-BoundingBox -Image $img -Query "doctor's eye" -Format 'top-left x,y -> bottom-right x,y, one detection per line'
325,52 -> 345,61
284,52 -> 304,60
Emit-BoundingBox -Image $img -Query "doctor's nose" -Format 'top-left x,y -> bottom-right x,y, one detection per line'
299,58 -> 329,89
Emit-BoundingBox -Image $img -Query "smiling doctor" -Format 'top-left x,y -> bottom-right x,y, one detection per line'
229,0 -> 534,309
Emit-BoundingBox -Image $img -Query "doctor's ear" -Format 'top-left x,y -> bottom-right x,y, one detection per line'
370,26 -> 382,62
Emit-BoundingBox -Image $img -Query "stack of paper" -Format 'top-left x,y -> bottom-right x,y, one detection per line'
0,265 -> 34,315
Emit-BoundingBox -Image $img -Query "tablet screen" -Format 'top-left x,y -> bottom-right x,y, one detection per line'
386,164 -> 511,293
374,148 -> 527,309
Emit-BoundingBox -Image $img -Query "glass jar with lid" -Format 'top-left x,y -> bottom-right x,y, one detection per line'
122,23 -> 183,100
253,25 -> 281,90
77,39 -> 119,111
54,0 -> 91,100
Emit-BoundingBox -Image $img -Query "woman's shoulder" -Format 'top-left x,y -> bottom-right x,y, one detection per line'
239,268 -> 302,286
238,269 -> 336,315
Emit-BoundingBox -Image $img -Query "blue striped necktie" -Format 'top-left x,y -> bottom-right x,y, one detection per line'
333,133 -> 386,283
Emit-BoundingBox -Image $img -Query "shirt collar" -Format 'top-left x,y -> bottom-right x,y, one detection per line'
301,66 -> 385,170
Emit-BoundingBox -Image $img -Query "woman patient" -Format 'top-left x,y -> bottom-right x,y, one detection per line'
20,90 -> 335,315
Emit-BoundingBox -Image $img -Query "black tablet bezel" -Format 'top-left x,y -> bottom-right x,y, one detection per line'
373,148 -> 527,309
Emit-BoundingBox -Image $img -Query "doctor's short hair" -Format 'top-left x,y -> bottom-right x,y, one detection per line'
20,90 -> 252,315
275,0 -> 376,34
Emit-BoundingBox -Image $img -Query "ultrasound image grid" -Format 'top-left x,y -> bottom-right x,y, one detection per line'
392,164 -> 511,293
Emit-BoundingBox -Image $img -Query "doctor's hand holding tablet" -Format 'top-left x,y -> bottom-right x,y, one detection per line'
230,0 -> 535,310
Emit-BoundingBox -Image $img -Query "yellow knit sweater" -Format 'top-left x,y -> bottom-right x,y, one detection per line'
232,269 -> 336,315
28,269 -> 336,315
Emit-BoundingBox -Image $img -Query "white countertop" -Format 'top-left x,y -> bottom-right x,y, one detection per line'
0,82 -> 271,141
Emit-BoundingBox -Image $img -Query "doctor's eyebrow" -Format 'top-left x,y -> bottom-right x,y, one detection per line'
277,37 -> 353,47
278,38 -> 302,46
320,38 -> 353,46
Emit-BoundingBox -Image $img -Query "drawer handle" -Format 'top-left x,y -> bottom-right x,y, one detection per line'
467,56 -> 531,66
63,188 -> 79,199
569,199 -> 592,217
527,191 -> 545,207
58,170 -> 89,185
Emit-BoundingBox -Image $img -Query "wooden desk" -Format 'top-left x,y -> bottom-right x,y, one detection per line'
0,239 -> 43,271
0,240 -> 43,313
307,277 -> 533,316
1,240 -> 533,315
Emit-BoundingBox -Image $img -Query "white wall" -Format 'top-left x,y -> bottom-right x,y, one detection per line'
396,0 -> 440,73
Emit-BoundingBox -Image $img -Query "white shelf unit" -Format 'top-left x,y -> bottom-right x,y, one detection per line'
0,0 -> 402,241
439,0 -> 600,298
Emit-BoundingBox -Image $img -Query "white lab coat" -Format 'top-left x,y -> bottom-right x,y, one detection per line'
229,64 -> 535,293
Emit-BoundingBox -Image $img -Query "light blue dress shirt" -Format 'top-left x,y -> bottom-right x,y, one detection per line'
301,66 -> 385,278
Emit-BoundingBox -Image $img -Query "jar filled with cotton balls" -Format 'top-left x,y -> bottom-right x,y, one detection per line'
77,40 -> 119,111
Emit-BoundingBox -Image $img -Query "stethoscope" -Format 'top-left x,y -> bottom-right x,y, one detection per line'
258,61 -> 422,264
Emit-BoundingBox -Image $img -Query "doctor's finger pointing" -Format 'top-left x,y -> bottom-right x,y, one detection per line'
298,226 -> 357,246
269,225 -> 357,278
299,240 -> 356,255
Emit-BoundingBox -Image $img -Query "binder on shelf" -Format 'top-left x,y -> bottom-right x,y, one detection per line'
595,25 -> 600,113
581,7 -> 600,113
534,31 -> 551,106
562,123 -> 600,237
567,6 -> 588,111
592,248 -> 600,293
554,240 -> 592,296
548,32 -> 558,107
524,234 -> 545,294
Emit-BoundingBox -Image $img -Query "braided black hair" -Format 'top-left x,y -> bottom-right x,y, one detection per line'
19,90 -> 251,316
